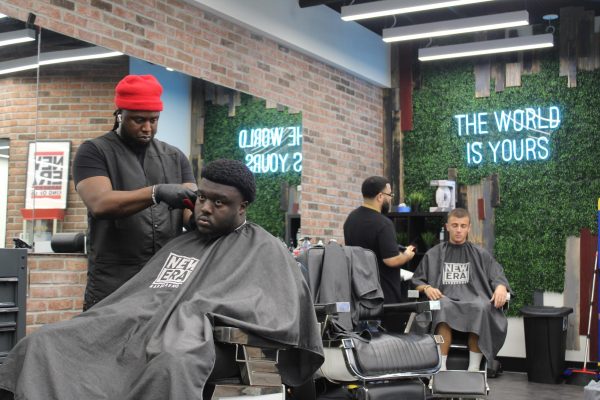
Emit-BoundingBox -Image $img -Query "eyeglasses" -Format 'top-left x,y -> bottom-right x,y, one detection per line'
381,192 -> 394,198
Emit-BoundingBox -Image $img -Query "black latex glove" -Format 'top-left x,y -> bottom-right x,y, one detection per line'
154,184 -> 197,209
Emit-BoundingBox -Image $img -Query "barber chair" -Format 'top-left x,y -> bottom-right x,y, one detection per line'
427,295 -> 511,399
297,243 -> 442,400
428,332 -> 489,399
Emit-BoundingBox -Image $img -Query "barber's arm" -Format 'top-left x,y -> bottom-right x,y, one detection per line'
382,245 -> 416,268
76,176 -> 196,219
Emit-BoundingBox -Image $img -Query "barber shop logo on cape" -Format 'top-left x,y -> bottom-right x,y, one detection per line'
150,253 -> 199,289
453,106 -> 561,165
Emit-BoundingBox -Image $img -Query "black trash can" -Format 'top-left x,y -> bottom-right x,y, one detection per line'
520,305 -> 573,384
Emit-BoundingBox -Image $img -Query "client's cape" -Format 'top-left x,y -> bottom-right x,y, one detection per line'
0,223 -> 324,400
412,241 -> 511,363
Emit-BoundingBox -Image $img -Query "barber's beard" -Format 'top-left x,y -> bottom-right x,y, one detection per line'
381,201 -> 390,215
117,128 -> 151,151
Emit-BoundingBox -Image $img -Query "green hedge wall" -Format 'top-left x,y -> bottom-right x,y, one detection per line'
404,54 -> 600,314
203,95 -> 301,238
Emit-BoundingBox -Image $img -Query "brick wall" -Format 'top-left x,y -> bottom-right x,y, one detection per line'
26,253 -> 87,333
1,0 -> 386,239
0,62 -> 127,331
1,60 -> 129,247
0,0 -> 386,329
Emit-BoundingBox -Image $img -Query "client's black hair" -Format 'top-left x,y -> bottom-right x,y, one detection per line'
201,159 -> 256,203
361,176 -> 390,199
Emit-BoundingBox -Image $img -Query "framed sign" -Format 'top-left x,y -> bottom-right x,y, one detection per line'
25,141 -> 71,210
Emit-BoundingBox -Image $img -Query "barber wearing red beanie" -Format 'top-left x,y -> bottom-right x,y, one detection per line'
73,74 -> 197,310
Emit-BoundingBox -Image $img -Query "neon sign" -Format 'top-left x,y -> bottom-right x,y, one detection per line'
237,126 -> 302,173
453,106 -> 561,165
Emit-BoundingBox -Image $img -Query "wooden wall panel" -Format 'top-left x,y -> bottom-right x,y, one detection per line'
475,59 -> 491,98
492,62 -> 505,92
505,62 -> 522,87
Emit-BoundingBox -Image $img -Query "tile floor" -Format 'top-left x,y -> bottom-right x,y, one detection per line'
488,372 -> 586,399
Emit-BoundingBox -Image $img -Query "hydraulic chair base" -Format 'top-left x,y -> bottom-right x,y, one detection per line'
211,384 -> 285,399
211,327 -> 287,399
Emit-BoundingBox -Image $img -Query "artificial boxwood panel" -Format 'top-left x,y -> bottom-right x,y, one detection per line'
203,95 -> 301,238
404,54 -> 600,314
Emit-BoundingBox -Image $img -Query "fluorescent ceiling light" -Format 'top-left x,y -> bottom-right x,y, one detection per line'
39,46 -> 123,65
341,0 -> 495,21
0,28 -> 35,47
0,46 -> 123,75
418,33 -> 553,61
0,14 -> 6,19
383,10 -> 528,43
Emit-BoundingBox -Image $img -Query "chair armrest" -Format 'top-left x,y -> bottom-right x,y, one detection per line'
314,302 -> 350,318
383,300 -> 440,316
213,326 -> 290,350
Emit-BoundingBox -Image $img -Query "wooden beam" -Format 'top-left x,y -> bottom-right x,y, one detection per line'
475,58 -> 491,98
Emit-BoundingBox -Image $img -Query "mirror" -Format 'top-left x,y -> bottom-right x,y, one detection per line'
0,14 -> 303,251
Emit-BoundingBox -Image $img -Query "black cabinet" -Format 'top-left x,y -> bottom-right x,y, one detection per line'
0,249 -> 27,363
387,211 -> 448,270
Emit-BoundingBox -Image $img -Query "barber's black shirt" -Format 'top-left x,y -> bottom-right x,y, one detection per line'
343,206 -> 401,302
73,139 -> 195,186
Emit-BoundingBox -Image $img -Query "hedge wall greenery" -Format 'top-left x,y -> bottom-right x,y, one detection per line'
404,53 -> 600,314
203,94 -> 301,238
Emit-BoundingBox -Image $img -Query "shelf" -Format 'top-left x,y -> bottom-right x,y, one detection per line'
387,211 -> 447,270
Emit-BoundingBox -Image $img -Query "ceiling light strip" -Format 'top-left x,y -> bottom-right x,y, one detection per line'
0,46 -> 123,75
341,0 -> 496,21
418,33 -> 553,61
39,46 -> 123,65
0,28 -> 36,47
383,10 -> 528,42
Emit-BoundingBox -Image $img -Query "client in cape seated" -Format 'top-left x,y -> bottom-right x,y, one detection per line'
0,159 -> 323,400
411,207 -> 510,372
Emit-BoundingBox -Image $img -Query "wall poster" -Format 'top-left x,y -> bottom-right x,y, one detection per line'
25,141 -> 71,210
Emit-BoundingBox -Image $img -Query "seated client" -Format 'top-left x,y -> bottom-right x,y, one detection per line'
0,159 -> 324,400
411,207 -> 510,371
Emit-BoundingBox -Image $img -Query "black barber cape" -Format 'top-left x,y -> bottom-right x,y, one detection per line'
0,223 -> 324,400
412,241 -> 511,363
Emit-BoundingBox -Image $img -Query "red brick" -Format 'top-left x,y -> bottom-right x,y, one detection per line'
48,299 -> 74,310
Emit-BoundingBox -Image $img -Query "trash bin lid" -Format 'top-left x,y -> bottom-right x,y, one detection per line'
520,305 -> 573,318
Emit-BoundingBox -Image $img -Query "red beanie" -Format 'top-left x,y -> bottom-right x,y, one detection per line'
114,74 -> 163,111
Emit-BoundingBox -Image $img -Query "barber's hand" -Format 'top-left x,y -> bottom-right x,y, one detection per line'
403,245 -> 416,260
154,184 -> 197,209
491,284 -> 508,309
423,286 -> 443,301
184,210 -> 197,231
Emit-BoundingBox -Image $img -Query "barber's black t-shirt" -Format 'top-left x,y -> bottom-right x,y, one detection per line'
73,139 -> 195,186
343,206 -> 401,302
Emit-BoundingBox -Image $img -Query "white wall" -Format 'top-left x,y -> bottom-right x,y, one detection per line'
188,0 -> 391,88
130,58 -> 192,156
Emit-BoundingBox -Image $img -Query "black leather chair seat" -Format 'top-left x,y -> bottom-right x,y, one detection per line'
352,332 -> 440,375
